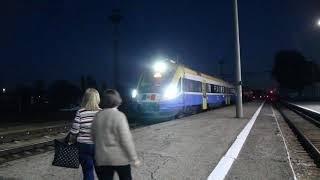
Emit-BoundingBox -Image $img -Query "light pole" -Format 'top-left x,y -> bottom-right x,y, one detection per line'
110,8 -> 122,90
233,0 -> 243,118
218,59 -> 224,78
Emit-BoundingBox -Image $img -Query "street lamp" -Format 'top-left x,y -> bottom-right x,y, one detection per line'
2,88 -> 6,93
110,8 -> 122,89
233,0 -> 243,118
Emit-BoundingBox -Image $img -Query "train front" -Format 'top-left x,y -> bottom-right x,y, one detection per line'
131,61 -> 182,119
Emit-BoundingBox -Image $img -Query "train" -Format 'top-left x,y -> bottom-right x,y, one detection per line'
131,60 -> 236,118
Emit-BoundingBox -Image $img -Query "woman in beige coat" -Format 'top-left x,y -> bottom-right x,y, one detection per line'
92,89 -> 140,180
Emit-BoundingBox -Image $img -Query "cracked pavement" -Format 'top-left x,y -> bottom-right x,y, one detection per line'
226,104 -> 292,180
0,102 -> 261,180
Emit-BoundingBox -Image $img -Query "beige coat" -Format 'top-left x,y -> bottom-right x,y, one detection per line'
92,108 -> 138,166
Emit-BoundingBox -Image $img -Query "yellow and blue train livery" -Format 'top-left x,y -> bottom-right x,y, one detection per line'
131,60 -> 235,118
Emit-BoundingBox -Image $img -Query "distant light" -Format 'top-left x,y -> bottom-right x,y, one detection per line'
318,19 -> 320,26
131,89 -> 138,98
2,88 -> 5,93
270,90 -> 273,94
153,61 -> 167,73
154,72 -> 162,78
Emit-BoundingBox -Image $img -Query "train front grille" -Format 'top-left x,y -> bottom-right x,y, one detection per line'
138,103 -> 159,113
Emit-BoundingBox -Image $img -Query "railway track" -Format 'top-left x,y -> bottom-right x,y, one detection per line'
0,122 -> 72,164
0,132 -> 68,164
0,132 -> 66,164
0,109 -> 218,165
276,101 -> 320,167
0,120 -> 146,165
0,124 -> 72,144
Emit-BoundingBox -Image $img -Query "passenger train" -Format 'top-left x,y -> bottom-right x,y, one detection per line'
131,60 -> 236,118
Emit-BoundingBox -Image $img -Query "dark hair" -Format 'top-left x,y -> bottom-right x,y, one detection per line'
101,89 -> 122,108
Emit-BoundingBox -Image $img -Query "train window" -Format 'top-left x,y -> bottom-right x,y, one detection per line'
183,79 -> 191,92
230,88 -> 235,94
222,87 -> 225,93
210,84 -> 214,93
183,79 -> 202,92
194,80 -> 202,92
225,88 -> 229,94
213,85 -> 219,93
139,70 -> 175,93
207,84 -> 211,93
182,78 -> 189,91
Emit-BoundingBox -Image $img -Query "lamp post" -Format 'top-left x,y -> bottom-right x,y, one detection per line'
233,0 -> 243,118
218,59 -> 224,78
110,8 -> 122,90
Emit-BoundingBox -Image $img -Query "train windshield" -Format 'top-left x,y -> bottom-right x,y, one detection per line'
138,69 -> 175,93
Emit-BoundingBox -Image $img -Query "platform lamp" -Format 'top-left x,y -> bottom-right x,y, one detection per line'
110,8 -> 122,90
233,0 -> 244,118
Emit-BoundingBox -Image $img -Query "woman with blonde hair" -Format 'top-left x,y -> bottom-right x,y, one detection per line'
70,88 -> 101,180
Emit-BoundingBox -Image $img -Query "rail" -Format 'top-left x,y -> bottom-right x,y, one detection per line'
276,101 -> 320,166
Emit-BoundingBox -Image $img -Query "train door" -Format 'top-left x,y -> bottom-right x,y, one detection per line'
202,81 -> 207,110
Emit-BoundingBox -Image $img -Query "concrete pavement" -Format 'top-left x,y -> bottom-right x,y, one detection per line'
0,101 -> 293,180
226,104 -> 293,180
290,101 -> 320,113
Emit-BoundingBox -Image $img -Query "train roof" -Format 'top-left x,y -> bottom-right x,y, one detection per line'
177,64 -> 233,86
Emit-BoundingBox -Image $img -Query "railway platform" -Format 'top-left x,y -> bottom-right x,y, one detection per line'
288,101 -> 320,114
0,101 -> 299,179
226,104 -> 292,179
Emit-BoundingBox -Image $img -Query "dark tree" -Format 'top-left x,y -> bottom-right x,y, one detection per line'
316,64 -> 320,82
80,75 -> 86,93
15,84 -> 33,112
272,50 -> 314,94
33,80 -> 45,94
86,75 -> 98,89
308,61 -> 320,82
48,80 -> 81,109
100,81 -> 108,93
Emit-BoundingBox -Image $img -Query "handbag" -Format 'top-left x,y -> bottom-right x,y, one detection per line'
52,133 -> 80,169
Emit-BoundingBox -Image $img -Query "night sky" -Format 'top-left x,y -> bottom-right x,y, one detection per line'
1,0 -> 319,90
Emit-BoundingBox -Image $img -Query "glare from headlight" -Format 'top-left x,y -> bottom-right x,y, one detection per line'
153,61 -> 167,73
153,72 -> 162,78
132,89 -> 138,98
163,85 -> 178,99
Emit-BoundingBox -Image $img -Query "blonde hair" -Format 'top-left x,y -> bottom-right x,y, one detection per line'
81,88 -> 100,111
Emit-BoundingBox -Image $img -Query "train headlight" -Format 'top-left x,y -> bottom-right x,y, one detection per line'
153,61 -> 167,73
163,85 -> 178,100
153,72 -> 162,78
132,89 -> 138,98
